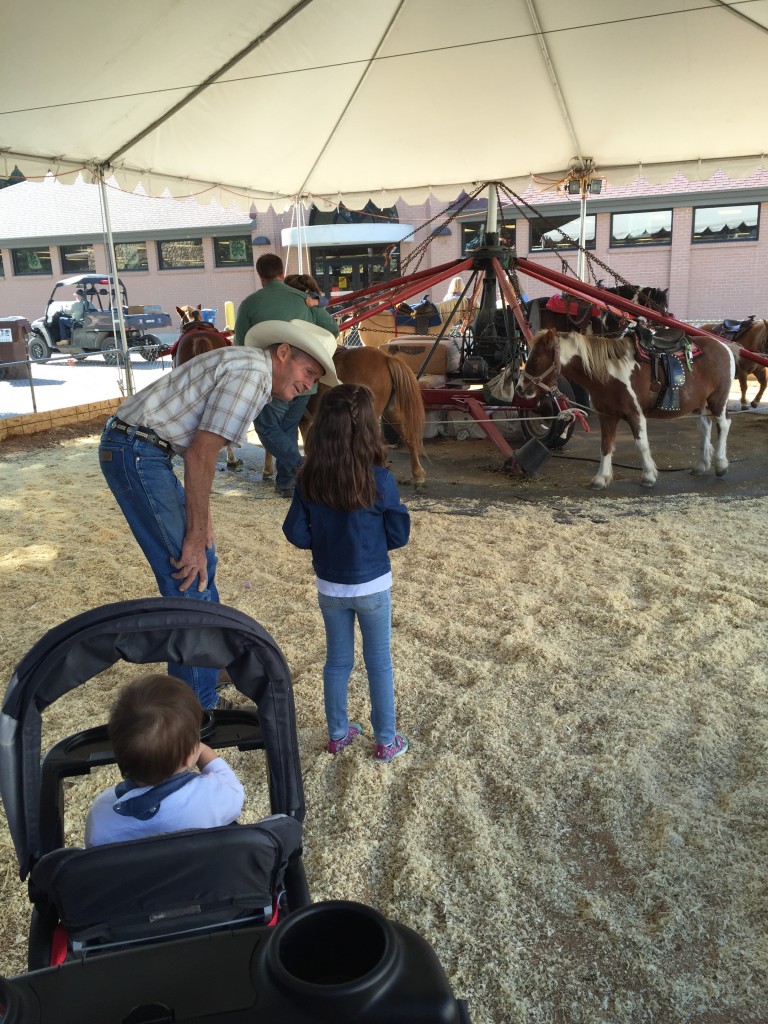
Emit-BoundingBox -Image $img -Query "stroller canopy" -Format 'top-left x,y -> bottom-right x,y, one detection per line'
0,598 -> 305,878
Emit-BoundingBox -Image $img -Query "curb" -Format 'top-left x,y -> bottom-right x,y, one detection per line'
0,397 -> 122,443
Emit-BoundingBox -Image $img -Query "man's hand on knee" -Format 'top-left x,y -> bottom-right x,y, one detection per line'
171,538 -> 209,592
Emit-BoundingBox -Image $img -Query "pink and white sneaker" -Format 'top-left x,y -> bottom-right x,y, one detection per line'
326,723 -> 363,755
374,734 -> 409,763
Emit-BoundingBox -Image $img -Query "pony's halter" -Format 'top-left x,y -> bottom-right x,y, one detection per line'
516,334 -> 562,395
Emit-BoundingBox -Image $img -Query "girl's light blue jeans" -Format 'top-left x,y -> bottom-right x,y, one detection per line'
99,424 -> 220,708
317,589 -> 396,747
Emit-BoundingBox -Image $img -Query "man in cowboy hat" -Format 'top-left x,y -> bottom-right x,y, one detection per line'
98,319 -> 339,710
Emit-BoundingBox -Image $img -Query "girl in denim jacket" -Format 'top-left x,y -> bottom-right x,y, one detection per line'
282,385 -> 410,762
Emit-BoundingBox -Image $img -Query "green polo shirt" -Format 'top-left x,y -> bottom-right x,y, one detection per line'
234,280 -> 339,345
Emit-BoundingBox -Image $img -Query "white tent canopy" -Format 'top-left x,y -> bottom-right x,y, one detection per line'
2,0 -> 767,212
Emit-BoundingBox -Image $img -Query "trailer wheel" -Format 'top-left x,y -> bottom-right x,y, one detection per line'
139,335 -> 163,362
519,376 -> 577,450
101,336 -> 125,366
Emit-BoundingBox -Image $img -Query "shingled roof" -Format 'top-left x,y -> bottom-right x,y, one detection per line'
0,174 -> 253,246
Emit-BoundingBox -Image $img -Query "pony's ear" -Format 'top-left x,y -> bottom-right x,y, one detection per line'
175,306 -> 185,317
196,304 -> 202,312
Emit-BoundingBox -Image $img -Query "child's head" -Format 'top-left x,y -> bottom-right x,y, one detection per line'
108,674 -> 202,786
299,384 -> 386,510
285,273 -> 322,295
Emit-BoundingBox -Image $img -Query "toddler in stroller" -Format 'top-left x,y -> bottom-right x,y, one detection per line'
0,598 -> 470,1022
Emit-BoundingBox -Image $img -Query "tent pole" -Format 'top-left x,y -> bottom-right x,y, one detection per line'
576,185 -> 588,281
484,183 -> 498,245
96,169 -> 135,397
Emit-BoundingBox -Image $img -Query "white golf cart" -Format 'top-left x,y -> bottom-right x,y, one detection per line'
28,274 -> 172,365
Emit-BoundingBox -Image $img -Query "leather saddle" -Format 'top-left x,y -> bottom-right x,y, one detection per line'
633,329 -> 701,412
710,315 -> 754,341
545,292 -> 601,328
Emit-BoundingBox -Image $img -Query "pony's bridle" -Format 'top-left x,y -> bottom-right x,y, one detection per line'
516,333 -> 562,397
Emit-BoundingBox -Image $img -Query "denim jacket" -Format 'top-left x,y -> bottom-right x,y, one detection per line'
282,466 -> 410,584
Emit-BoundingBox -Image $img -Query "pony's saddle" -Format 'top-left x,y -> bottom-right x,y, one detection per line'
710,315 -> 755,341
395,296 -> 441,331
633,328 -> 702,412
545,292 -> 601,326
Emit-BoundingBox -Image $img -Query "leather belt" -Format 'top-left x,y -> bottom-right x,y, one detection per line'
106,416 -> 173,455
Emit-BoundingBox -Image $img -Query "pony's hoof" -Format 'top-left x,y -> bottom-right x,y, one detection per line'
690,467 -> 706,477
226,460 -> 244,472
589,480 -> 607,490
741,403 -> 750,411
715,466 -> 729,477
751,401 -> 760,409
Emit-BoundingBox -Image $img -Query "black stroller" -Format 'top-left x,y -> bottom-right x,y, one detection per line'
0,598 -> 309,966
0,599 -> 470,1022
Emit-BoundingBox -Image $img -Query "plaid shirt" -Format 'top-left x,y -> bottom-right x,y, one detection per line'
115,348 -> 273,453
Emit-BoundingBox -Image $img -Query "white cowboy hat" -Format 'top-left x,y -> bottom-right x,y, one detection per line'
244,319 -> 340,386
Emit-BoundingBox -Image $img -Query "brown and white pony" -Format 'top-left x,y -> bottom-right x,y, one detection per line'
264,344 -> 427,487
701,317 -> 768,410
492,328 -> 734,489
173,305 -> 242,470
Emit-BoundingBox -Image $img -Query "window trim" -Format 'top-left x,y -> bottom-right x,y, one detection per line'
213,235 -> 254,269
113,241 -> 149,272
609,209 -> 673,249
59,242 -> 96,274
691,203 -> 759,244
156,238 -> 205,271
11,246 -> 52,276
528,214 -> 596,252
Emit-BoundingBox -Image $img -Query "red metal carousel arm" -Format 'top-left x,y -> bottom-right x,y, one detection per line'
327,258 -> 473,311
336,262 -> 475,332
491,258 -> 533,343
515,257 -> 768,367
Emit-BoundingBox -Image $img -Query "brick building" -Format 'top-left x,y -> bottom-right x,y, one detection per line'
1,168 -> 766,327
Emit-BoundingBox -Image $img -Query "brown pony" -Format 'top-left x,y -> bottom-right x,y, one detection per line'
701,317 -> 768,410
529,285 -> 669,336
173,305 -> 242,470
263,345 -> 427,486
492,328 -> 734,489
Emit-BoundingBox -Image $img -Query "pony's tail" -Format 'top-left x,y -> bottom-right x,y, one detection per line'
384,355 -> 425,454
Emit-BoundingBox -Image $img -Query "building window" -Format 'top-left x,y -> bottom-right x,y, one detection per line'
114,242 -> 149,272
157,238 -> 204,270
692,204 -> 759,243
311,246 -> 400,296
11,246 -> 52,275
460,220 -> 515,255
309,201 -> 398,226
529,215 -> 596,251
610,210 -> 672,248
214,236 -> 253,268
60,243 -> 96,274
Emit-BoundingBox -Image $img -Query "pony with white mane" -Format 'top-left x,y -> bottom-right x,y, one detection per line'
492,328 -> 734,489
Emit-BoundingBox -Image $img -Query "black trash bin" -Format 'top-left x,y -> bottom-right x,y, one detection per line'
0,316 -> 31,381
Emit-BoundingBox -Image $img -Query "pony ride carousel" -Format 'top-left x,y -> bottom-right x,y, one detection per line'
325,181 -> 768,485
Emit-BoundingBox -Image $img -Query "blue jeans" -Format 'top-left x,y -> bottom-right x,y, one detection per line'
254,393 -> 311,492
317,590 -> 396,747
98,423 -> 220,708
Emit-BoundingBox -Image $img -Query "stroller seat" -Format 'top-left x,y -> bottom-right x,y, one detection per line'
0,598 -> 309,971
29,816 -> 303,961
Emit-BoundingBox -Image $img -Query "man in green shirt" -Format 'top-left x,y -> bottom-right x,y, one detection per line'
236,254 -> 340,497
234,254 -> 339,345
